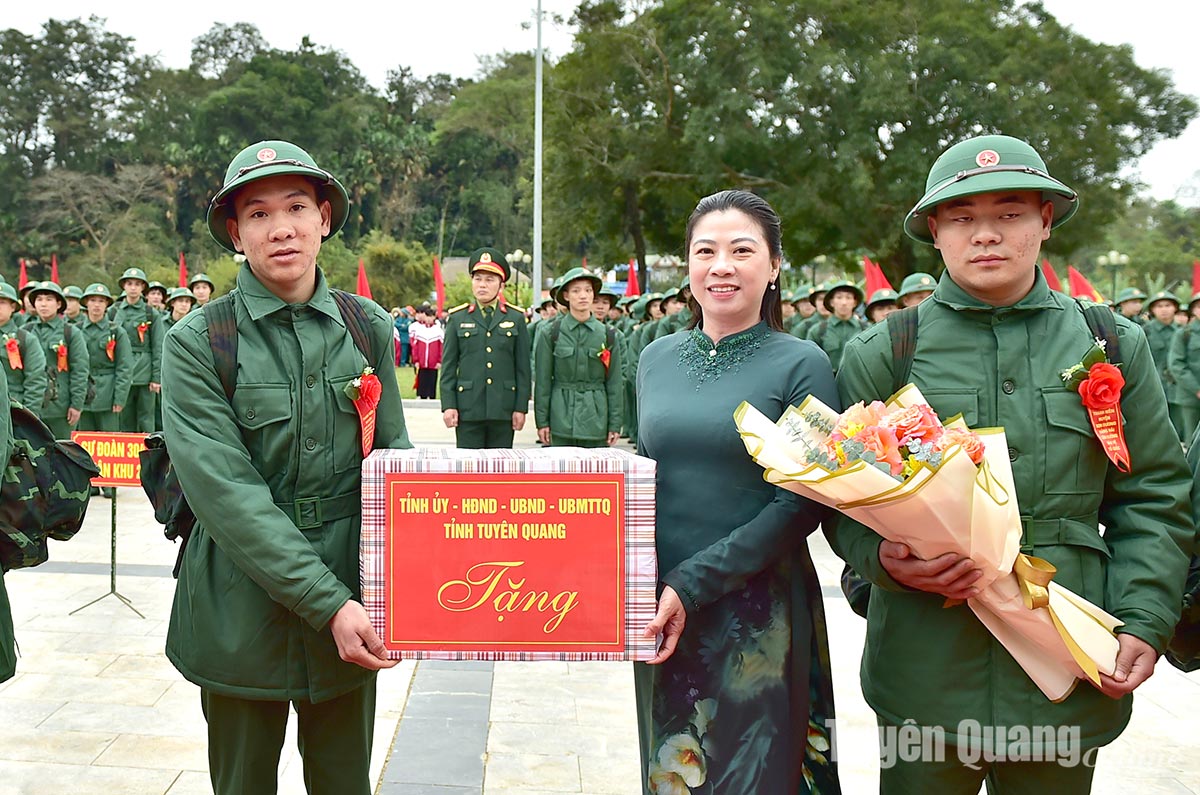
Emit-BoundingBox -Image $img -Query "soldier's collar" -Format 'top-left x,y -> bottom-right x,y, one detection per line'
236,262 -> 344,326
933,267 -> 1061,312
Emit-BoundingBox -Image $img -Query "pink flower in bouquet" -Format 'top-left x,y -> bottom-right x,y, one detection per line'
832,400 -> 888,440
939,426 -> 985,465
854,425 -> 905,476
883,403 -> 944,446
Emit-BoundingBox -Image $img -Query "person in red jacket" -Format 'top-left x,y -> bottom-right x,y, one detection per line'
409,305 -> 444,399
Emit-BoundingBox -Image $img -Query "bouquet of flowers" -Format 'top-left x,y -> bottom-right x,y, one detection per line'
734,384 -> 1121,702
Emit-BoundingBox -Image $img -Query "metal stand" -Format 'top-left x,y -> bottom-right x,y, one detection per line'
70,488 -> 144,618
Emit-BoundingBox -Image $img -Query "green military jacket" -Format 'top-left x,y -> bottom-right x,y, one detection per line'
806,315 -> 867,371
162,264 -> 411,703
78,317 -> 133,412
1168,320 -> 1200,409
27,315 -> 90,415
0,319 -> 48,409
791,312 -> 823,340
0,370 -> 14,683
108,297 -> 163,386
833,271 -> 1192,751
533,313 -> 623,440
440,301 -> 532,421
1143,318 -> 1179,402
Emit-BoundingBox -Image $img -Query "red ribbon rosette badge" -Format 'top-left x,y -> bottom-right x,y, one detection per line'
1061,340 -> 1130,472
137,321 -> 151,343
597,343 -> 611,373
344,367 -> 382,456
105,335 -> 117,361
4,336 -> 21,370
55,341 -> 69,372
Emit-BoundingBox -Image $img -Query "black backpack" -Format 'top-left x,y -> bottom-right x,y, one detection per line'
0,401 -> 100,571
139,289 -> 376,576
839,299 -> 1123,618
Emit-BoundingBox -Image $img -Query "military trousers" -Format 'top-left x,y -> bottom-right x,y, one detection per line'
78,409 -> 120,433
455,420 -> 514,449
43,415 -> 75,442
551,436 -> 608,448
878,742 -> 1097,795
200,679 -> 376,795
120,385 -> 157,433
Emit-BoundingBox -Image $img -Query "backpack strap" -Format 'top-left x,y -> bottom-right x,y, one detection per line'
330,289 -> 376,364
549,315 -> 563,347
814,318 -> 829,350
1078,300 -> 1122,367
203,294 -> 239,402
62,323 -> 73,344
885,306 -> 920,394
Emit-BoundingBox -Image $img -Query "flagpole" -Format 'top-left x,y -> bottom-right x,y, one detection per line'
532,0 -> 544,305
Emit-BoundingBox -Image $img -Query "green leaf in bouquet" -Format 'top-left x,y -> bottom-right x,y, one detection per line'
805,448 -> 837,470
841,439 -> 866,461
802,410 -> 834,435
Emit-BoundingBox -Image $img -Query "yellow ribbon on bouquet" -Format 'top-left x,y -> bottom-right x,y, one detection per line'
1013,553 -> 1102,687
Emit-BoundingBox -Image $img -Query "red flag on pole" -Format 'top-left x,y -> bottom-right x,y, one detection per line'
50,253 -> 59,284
179,252 -> 189,287
18,259 -> 28,289
625,258 -> 641,297
356,258 -> 373,300
1067,266 -> 1104,303
862,256 -> 893,297
1041,259 -> 1063,292
433,256 -> 445,313
581,256 -> 588,270
1191,260 -> 1200,297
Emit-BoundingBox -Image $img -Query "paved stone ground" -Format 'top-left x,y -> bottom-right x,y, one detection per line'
1,398 -> 1197,794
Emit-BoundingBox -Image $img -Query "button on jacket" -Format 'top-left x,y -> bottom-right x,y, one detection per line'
162,264 -> 411,703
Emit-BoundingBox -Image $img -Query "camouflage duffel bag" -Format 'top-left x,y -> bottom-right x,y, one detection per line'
0,401 -> 100,571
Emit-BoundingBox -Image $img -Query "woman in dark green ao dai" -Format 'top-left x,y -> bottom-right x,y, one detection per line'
635,190 -> 841,794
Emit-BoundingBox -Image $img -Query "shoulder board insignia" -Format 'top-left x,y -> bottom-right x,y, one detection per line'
506,303 -> 526,313
448,303 -> 470,314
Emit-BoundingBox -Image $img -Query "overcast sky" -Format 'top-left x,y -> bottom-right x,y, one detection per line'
7,1 -> 1199,203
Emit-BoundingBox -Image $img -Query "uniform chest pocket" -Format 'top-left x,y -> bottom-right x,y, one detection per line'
232,384 -> 293,464
330,375 -> 364,473
1041,389 -> 1107,495
919,388 -> 979,428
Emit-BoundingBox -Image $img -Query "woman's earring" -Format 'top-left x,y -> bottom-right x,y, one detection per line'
769,282 -> 778,290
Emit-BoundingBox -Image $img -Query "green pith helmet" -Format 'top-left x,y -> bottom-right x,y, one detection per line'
63,285 -> 84,300
807,281 -> 828,303
822,280 -> 863,311
780,289 -> 795,303
617,295 -> 636,307
898,272 -> 938,300
905,134 -> 1078,244
1189,292 -> 1200,311
82,283 -> 115,306
630,296 -> 649,320
188,273 -> 215,290
28,280 -> 66,311
553,267 -> 603,307
1146,290 -> 1180,311
167,287 -> 196,305
118,267 -> 149,288
662,287 -> 680,303
207,140 -> 350,253
866,288 -> 900,311
147,280 -> 168,295
678,276 -> 692,293
468,247 -> 510,281
0,282 -> 19,305
1114,287 -> 1147,304
597,284 -> 620,302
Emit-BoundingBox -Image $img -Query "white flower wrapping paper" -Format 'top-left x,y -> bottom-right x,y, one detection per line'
734,383 -> 1122,701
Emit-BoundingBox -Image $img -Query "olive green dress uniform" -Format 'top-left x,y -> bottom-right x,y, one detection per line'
27,311 -> 90,440
533,313 -> 623,446
1168,317 -> 1200,442
163,264 -> 411,793
76,316 -> 134,432
440,300 -> 532,448
833,271 -> 1192,773
109,293 -> 163,433
0,312 -> 49,411
1143,311 -> 1184,439
0,370 -> 15,683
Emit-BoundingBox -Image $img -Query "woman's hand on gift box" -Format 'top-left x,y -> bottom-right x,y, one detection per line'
330,600 -> 399,671
879,541 -> 982,601
1094,633 -> 1157,699
644,586 -> 687,665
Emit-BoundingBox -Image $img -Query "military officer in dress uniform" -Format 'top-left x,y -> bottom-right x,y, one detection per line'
76,283 -> 133,434
0,282 -> 48,411
440,248 -> 532,449
833,133 -> 1192,793
189,272 -> 216,307
897,271 -> 937,307
25,281 -> 89,439
1114,287 -> 1147,324
108,267 -> 163,433
534,267 -> 623,447
806,279 -> 867,371
163,139 -> 408,795
1143,291 -> 1183,439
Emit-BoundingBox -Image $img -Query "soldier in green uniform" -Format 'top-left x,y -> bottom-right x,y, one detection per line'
0,366 -> 13,684
108,267 -> 163,433
1168,292 -> 1200,445
163,287 -> 195,331
25,281 -> 90,439
440,247 -> 532,449
534,267 -> 623,447
0,282 -> 48,410
189,272 -> 216,307
63,285 -> 84,325
788,289 -> 816,335
865,287 -> 900,324
791,281 -> 829,339
1114,287 -> 1147,324
897,271 -> 937,307
76,283 -> 133,434
162,140 -> 408,795
146,280 -> 169,313
1143,291 -> 1183,439
833,134 -> 1192,792
806,279 -> 867,371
